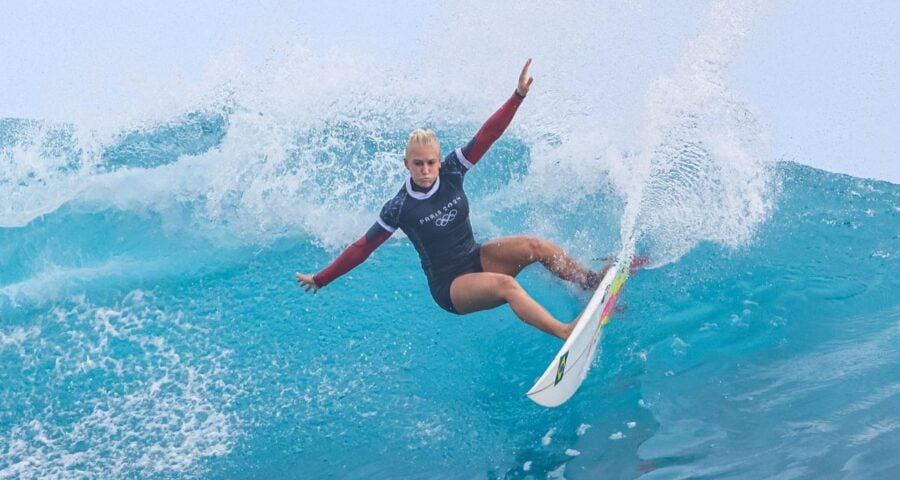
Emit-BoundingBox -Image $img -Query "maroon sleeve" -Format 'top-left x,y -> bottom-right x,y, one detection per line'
312,223 -> 392,287
461,90 -> 525,165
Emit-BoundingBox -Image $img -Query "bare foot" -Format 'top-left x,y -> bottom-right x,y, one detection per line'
581,257 -> 615,290
581,271 -> 600,291
561,312 -> 585,341
630,256 -> 649,274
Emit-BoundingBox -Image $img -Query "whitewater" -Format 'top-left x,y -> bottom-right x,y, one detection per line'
2,1 -> 898,478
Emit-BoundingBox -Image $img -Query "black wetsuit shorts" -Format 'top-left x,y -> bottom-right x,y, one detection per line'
428,245 -> 483,314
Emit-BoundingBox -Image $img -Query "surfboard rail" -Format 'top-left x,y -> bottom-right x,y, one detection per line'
526,242 -> 635,407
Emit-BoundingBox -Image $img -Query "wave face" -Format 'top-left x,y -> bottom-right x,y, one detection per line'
2,1 -> 898,478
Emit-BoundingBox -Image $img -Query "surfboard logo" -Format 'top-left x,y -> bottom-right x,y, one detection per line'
554,351 -> 569,385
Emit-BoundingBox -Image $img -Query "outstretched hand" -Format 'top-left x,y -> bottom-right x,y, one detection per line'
296,272 -> 319,293
516,58 -> 534,97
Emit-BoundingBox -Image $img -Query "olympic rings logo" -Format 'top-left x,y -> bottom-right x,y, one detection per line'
434,209 -> 458,227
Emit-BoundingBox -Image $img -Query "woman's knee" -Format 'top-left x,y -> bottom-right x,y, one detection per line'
495,274 -> 523,298
524,236 -> 557,262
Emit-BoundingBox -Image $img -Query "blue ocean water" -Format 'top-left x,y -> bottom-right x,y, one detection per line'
2,106 -> 898,479
2,3 -> 899,477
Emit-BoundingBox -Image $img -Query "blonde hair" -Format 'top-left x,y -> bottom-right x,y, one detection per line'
405,128 -> 440,159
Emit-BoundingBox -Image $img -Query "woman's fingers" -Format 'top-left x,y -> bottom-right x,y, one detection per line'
295,272 -> 318,293
518,58 -> 533,96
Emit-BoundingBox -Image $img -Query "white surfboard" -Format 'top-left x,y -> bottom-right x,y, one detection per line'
526,243 -> 635,407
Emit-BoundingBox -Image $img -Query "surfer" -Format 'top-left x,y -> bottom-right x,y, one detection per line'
296,59 -> 609,340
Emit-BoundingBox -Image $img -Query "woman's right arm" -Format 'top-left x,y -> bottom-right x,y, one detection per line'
296,223 -> 393,292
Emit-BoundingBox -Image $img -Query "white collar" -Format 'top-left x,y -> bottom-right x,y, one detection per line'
405,175 -> 440,200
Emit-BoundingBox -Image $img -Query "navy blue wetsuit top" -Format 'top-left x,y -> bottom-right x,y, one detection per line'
377,148 -> 475,282
312,90 -> 524,288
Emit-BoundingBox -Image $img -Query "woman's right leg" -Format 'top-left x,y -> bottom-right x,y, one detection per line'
480,236 -> 606,290
450,271 -> 573,340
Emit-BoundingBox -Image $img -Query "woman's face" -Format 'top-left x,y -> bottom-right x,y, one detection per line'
404,143 -> 441,188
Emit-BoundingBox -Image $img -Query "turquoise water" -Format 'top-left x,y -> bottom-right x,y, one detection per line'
2,109 -> 898,478
2,3 -> 899,477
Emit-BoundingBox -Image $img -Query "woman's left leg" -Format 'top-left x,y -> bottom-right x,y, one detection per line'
449,271 -> 573,340
480,235 -> 605,289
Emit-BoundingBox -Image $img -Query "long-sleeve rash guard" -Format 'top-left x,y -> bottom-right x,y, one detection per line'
313,90 -> 524,287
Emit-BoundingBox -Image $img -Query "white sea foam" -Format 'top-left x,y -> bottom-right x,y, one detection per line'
1,47 -> 445,243
619,0 -> 776,264
542,427 -> 556,446
0,258 -> 158,307
0,291 -> 237,480
0,325 -> 40,352
2,0 -> 777,275
576,423 -> 591,436
548,463 -> 567,479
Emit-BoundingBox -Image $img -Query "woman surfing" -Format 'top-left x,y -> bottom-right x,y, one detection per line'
296,59 -> 609,340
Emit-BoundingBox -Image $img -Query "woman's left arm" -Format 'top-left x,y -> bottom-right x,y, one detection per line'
461,58 -> 533,165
